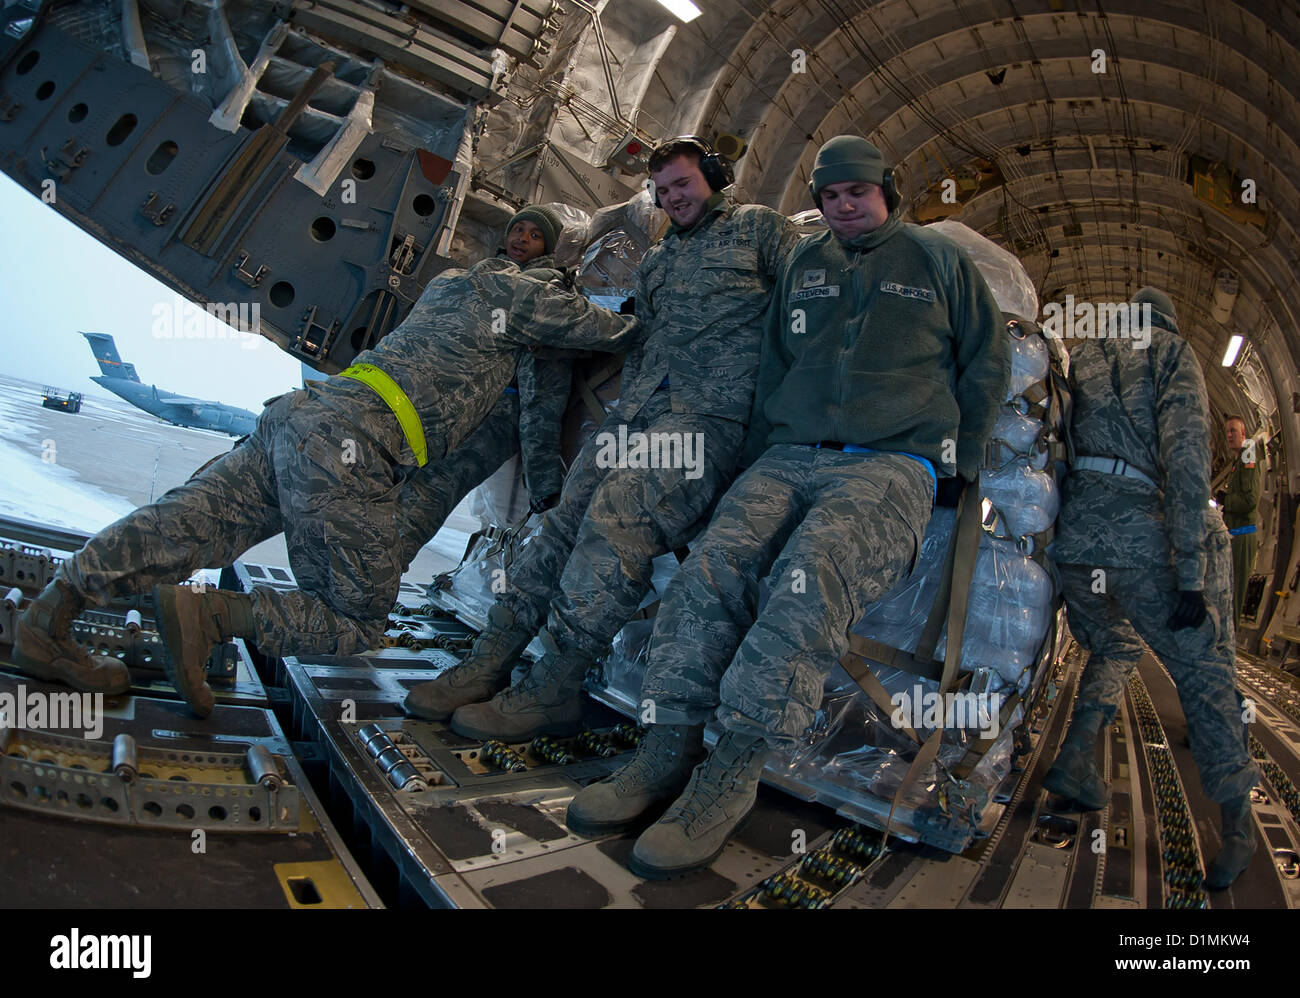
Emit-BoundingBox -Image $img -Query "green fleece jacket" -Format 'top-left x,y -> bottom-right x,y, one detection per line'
743,214 -> 1009,480
1223,449 -> 1261,530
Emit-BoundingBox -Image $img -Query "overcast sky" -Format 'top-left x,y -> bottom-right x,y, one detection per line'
0,173 -> 306,413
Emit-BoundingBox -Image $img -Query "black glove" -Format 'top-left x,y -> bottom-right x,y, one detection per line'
1167,590 -> 1208,631
529,492 -> 561,515
618,296 -> 637,316
1214,490 -> 1227,507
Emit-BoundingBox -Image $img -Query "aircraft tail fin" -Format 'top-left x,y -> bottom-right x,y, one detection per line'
81,332 -> 141,382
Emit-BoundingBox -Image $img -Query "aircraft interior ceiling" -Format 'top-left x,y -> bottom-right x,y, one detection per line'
525,0 -> 1300,460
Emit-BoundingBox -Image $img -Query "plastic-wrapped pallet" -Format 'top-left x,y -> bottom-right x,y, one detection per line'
434,213 -> 1071,854
762,221 -> 1071,848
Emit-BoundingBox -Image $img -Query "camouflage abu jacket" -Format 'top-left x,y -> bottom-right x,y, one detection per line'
1054,320 -> 1219,589
617,194 -> 800,424
319,255 -> 637,468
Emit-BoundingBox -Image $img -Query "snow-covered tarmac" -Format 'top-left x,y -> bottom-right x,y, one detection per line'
0,374 -> 476,582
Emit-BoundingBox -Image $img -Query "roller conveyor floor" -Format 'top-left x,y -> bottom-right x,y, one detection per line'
4,540 -> 1300,909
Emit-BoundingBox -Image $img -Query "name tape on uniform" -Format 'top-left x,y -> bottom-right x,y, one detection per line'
880,281 -> 936,303
790,285 -> 841,303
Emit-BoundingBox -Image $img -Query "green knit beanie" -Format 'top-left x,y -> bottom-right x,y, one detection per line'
809,135 -> 885,198
1132,286 -> 1178,330
505,204 -> 563,253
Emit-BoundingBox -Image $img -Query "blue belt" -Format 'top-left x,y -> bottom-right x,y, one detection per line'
809,442 -> 937,499
1229,524 -> 1257,536
504,386 -> 518,396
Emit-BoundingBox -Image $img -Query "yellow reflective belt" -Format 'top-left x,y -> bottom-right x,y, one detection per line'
337,363 -> 428,467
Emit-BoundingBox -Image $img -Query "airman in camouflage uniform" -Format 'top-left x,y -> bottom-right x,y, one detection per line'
566,136 -> 1008,879
406,138 -> 800,741
396,348 -> 571,570
12,206 -> 634,718
1047,286 -> 1259,890
400,207 -> 575,556
1220,415 -> 1261,630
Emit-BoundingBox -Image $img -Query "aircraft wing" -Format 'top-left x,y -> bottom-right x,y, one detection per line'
153,392 -> 207,414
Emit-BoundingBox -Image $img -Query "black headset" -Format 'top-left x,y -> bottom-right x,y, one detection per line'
649,135 -> 734,207
809,166 -> 901,213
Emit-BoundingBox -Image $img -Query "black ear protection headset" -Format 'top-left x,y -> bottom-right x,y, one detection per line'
809,166 -> 901,213
649,135 -> 734,208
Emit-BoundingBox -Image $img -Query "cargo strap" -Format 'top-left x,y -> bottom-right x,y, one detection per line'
882,727 -> 944,846
984,430 -> 1062,473
842,634 -> 943,685
338,363 -> 427,467
1014,378 -> 1051,422
568,356 -> 621,426
837,648 -> 924,744
980,499 -> 1056,562
951,606 -> 1061,779
837,483 -> 984,701
576,372 -> 609,425
913,484 -> 984,694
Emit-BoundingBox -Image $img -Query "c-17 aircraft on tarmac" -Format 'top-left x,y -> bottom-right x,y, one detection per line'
81,332 -> 258,438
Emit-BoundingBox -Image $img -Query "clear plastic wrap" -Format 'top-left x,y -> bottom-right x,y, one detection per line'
621,187 -> 666,245
537,202 -> 593,269
987,411 -> 1050,471
574,189 -> 663,297
1009,330 -> 1049,401
432,204 -> 1068,852
586,187 -> 663,247
784,665 -> 974,806
927,220 -> 1039,319
849,508 -> 1055,690
980,463 -> 1059,540
787,208 -> 829,235
468,454 -> 531,529
934,539 -> 1054,689
578,231 -> 643,297
850,508 -> 956,653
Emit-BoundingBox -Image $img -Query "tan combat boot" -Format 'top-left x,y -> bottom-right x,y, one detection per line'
152,584 -> 254,718
1205,795 -> 1257,890
449,630 -> 590,741
404,605 -> 533,721
629,730 -> 769,880
12,570 -> 131,694
1043,709 -> 1110,811
566,724 -> 706,837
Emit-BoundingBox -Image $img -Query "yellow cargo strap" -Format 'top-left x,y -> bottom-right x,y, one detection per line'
338,363 -> 427,467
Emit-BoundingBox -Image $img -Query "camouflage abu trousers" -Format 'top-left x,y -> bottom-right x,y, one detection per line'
641,445 -> 934,748
499,389 -> 746,658
66,388 -> 408,657
1059,523 -> 1259,802
397,391 -> 519,568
